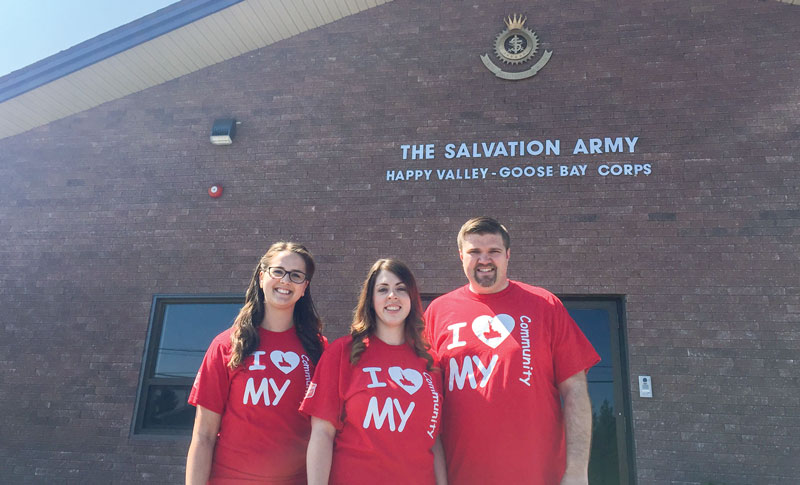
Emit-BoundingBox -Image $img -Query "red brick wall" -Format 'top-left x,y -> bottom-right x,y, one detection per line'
0,0 -> 798,482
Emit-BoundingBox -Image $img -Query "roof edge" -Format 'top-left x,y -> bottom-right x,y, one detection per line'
0,0 -> 244,103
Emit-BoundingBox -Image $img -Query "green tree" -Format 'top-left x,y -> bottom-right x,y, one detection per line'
589,399 -> 619,485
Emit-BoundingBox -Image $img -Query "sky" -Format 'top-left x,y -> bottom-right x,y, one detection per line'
0,0 -> 180,77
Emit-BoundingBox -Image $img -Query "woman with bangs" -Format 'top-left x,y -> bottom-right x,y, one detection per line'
301,258 -> 447,485
186,242 -> 326,484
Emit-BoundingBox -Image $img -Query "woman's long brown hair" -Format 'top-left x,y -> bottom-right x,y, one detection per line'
349,258 -> 433,371
228,242 -> 324,369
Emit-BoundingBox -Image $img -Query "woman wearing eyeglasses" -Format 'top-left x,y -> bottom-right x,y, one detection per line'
186,242 -> 326,484
301,259 -> 447,485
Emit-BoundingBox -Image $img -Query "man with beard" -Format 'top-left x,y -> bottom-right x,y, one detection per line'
424,216 -> 600,485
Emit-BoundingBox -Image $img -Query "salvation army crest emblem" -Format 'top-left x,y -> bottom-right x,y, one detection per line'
481,14 -> 552,80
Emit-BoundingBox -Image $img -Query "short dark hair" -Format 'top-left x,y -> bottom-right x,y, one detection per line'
457,216 -> 511,251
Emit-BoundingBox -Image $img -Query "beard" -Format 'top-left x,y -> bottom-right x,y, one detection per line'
473,265 -> 497,287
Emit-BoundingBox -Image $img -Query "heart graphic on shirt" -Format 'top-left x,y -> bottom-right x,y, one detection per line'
388,367 -> 423,395
270,351 -> 300,374
472,314 -> 515,349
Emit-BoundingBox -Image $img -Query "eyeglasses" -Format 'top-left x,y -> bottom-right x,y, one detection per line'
266,266 -> 308,284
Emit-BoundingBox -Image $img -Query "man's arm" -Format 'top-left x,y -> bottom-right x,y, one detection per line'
432,436 -> 448,485
558,370 -> 592,485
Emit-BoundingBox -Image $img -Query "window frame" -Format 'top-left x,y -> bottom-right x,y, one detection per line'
130,293 -> 243,438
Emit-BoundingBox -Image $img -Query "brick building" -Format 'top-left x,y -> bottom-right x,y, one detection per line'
1,0 -> 798,483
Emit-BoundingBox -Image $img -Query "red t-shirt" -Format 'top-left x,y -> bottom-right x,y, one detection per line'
424,281 -> 600,485
300,336 -> 443,485
188,327 -> 318,484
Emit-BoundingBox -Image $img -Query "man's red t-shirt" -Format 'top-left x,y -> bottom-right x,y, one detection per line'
300,336 -> 443,485
424,281 -> 600,485
188,327 -> 317,484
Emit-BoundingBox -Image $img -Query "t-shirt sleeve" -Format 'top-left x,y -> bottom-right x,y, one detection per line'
423,304 -> 436,351
550,297 -> 601,385
424,353 -> 445,440
429,350 -> 444,376
431,354 -> 445,402
299,339 -> 346,430
187,336 -> 231,415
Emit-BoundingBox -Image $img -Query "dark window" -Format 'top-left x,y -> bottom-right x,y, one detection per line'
131,295 -> 243,436
563,297 -> 633,485
421,293 -> 438,310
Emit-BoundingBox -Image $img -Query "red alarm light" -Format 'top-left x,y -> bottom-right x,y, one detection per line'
208,184 -> 223,198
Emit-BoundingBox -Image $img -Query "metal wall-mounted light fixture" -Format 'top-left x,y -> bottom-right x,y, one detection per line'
210,118 -> 236,145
